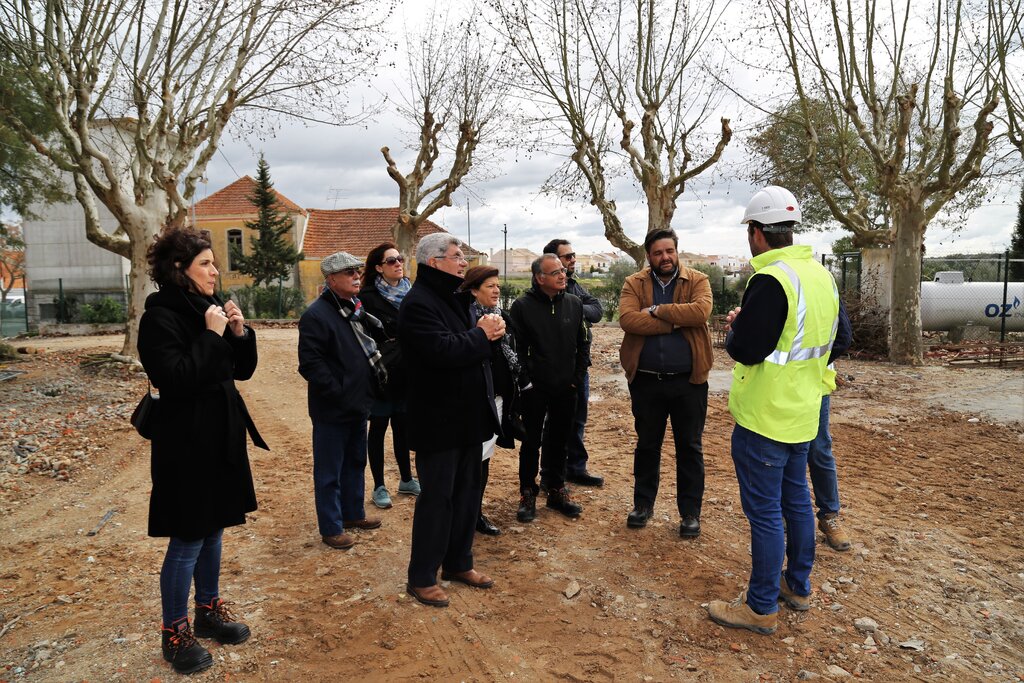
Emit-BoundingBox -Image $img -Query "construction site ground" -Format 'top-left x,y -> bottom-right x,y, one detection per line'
1,325 -> 1022,682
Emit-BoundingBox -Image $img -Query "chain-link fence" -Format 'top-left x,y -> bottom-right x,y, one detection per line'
0,295 -> 28,337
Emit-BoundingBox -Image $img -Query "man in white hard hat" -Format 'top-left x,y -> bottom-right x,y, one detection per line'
707,186 -> 841,635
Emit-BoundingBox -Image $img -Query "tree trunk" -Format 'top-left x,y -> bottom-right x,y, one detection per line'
888,201 -> 925,365
120,220 -> 159,358
392,217 -> 417,269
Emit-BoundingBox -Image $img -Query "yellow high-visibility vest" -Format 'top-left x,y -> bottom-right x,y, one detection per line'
728,245 -> 839,443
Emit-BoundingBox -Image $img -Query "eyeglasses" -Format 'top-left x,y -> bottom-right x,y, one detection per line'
542,267 -> 568,276
435,253 -> 468,262
558,252 -> 576,260
337,268 -> 361,277
383,256 -> 405,265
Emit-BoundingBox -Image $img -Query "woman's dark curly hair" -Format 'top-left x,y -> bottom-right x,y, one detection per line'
147,228 -> 213,290
365,241 -> 400,280
459,265 -> 500,292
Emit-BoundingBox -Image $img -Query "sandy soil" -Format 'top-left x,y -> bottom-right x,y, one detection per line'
1,326 -> 1023,682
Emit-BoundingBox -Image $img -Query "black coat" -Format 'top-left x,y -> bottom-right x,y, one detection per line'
137,285 -> 266,541
509,286 -> 589,395
397,265 -> 499,452
298,288 -> 376,423
358,282 -> 407,401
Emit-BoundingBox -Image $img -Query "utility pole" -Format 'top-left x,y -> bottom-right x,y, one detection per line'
467,198 -> 471,247
502,223 -> 508,285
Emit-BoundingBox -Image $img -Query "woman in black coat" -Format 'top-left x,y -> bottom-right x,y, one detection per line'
459,266 -> 529,536
137,228 -> 267,675
357,242 -> 419,509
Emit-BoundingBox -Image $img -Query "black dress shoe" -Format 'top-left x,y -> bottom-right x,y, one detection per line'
679,516 -> 701,538
476,514 -> 501,536
566,470 -> 605,487
627,506 -> 653,528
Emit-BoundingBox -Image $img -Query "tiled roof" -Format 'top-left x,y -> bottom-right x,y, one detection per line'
194,176 -> 305,217
302,208 -> 480,259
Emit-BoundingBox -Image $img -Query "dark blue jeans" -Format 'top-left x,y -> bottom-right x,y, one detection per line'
807,395 -> 841,518
566,372 -> 590,475
160,530 -> 222,626
731,424 -> 815,615
312,418 -> 368,537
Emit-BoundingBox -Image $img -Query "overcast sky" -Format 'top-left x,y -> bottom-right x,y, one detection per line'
195,2 -> 1020,263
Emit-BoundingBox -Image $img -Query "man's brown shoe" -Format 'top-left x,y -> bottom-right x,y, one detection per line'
778,574 -> 811,611
322,533 -> 355,550
707,591 -> 778,635
406,583 -> 449,607
441,568 -> 494,589
818,513 -> 851,551
345,517 -> 382,530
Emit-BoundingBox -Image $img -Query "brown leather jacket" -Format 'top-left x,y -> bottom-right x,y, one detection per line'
618,266 -> 714,384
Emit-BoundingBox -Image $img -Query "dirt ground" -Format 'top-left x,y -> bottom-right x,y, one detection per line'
1,325 -> 1023,682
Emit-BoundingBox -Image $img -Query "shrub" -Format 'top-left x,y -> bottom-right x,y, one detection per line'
78,297 -> 127,324
230,285 -> 306,319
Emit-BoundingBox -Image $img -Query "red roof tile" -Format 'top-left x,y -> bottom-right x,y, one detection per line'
302,208 -> 480,259
194,176 -> 305,217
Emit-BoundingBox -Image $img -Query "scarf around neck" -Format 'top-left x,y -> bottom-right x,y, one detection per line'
330,291 -> 388,389
375,275 -> 411,309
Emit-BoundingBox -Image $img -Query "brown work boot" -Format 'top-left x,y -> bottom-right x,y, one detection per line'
707,591 -> 778,635
818,513 -> 851,551
778,574 -> 810,611
322,533 -> 356,550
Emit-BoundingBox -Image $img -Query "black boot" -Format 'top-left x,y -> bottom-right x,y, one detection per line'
194,598 -> 251,645
516,493 -> 537,522
161,618 -> 213,675
546,487 -> 583,518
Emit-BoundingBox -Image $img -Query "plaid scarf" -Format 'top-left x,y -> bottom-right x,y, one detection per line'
334,294 -> 388,389
470,301 -> 522,377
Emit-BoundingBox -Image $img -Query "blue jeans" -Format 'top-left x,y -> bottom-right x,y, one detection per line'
160,530 -> 222,626
312,418 -> 368,536
807,395 -> 841,519
566,372 -> 590,474
731,424 -> 815,615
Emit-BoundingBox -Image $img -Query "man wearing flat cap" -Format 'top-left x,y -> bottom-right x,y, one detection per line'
299,251 -> 389,550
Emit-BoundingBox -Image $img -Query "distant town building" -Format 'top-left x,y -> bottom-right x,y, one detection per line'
490,248 -> 540,276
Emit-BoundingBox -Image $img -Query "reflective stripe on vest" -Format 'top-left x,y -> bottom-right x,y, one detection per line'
765,260 -> 838,366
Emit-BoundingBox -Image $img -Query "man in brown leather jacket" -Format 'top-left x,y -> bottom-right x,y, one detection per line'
618,228 -> 713,538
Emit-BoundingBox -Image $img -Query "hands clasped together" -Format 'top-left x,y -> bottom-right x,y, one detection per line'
476,312 -> 505,341
205,300 -> 246,337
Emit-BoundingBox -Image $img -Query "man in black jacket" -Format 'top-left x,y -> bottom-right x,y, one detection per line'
543,239 -> 605,487
511,253 -> 589,522
399,233 -> 505,608
298,252 -> 385,551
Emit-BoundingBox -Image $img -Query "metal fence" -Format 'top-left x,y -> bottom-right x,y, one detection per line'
0,296 -> 28,337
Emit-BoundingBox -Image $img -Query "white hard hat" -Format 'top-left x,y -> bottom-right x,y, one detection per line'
741,185 -> 802,227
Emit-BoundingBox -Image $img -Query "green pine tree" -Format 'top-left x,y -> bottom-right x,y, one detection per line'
1011,182 -> 1024,281
234,156 -> 303,286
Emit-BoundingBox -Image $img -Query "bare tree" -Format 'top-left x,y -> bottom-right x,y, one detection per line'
766,0 -> 1002,364
992,0 -> 1024,159
496,0 -> 732,267
381,13 -> 508,258
0,0 -> 380,356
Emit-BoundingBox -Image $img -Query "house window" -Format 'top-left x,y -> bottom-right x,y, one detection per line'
227,230 -> 243,271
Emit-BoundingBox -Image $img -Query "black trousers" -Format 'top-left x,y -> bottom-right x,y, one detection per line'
519,387 -> 576,495
628,373 -> 708,518
407,445 -> 482,588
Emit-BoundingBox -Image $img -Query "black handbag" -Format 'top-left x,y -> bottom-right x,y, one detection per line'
131,383 -> 159,440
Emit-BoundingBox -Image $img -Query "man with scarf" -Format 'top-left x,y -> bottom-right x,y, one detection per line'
299,251 -> 388,551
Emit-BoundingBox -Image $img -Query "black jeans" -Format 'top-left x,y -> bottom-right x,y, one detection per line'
368,413 -> 412,488
628,373 -> 708,518
407,445 -> 482,588
519,387 -> 577,495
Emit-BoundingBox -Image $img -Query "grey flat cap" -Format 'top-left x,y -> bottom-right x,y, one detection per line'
320,251 -> 364,278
